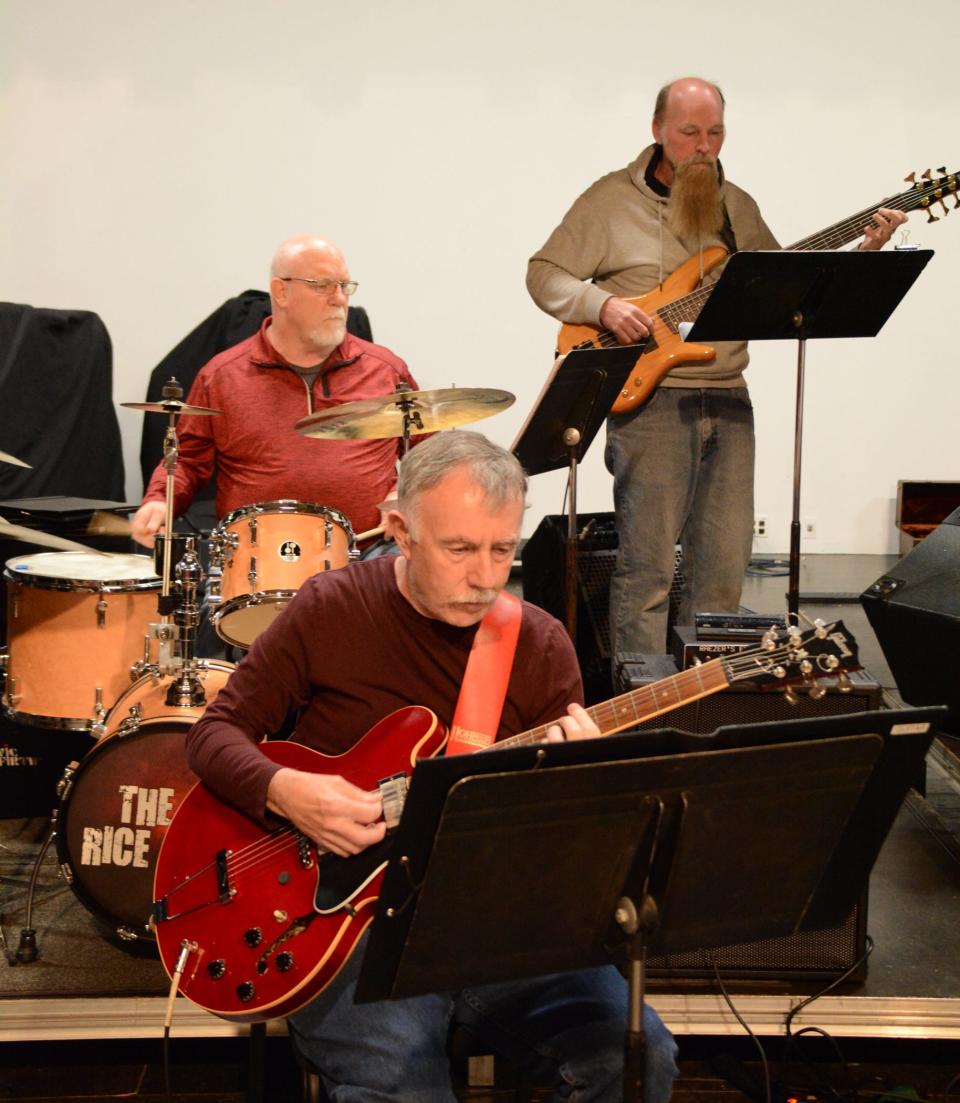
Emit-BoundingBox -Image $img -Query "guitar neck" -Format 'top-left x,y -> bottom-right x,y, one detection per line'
498,657 -> 731,750
787,190 -> 913,252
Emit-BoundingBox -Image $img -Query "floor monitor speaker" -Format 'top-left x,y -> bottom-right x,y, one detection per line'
861,507 -> 960,734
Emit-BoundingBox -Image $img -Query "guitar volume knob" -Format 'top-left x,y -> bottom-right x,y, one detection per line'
244,927 -> 263,947
276,952 -> 294,973
236,981 -> 256,1003
207,959 -> 227,980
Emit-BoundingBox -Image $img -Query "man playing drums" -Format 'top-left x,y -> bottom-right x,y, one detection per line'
132,234 -> 419,554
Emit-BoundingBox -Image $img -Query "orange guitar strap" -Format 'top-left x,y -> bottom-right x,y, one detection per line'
446,590 -> 522,756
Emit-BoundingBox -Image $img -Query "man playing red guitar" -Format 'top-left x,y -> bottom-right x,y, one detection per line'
526,76 -> 906,658
185,431 -> 678,1102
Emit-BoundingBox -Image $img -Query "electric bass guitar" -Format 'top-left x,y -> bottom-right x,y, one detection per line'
152,619 -> 859,1022
556,167 -> 958,415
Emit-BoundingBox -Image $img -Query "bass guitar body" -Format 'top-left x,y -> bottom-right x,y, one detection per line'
151,705 -> 446,1022
555,246 -> 728,415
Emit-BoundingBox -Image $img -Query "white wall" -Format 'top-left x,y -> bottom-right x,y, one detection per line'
2,0 -> 957,552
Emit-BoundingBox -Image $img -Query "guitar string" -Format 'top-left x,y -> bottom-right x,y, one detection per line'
588,179 -> 954,343
180,634 -> 846,891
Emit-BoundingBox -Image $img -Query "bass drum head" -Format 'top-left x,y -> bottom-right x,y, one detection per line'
56,718 -> 197,941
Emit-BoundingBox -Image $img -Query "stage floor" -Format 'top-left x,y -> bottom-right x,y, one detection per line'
1,552 -> 959,1099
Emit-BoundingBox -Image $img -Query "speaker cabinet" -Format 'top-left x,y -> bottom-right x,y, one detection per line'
862,507 -> 960,734
521,514 -> 683,703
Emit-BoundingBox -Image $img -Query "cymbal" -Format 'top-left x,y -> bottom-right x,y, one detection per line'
296,387 -> 515,441
0,448 -> 30,468
0,518 -> 104,555
121,399 -> 221,417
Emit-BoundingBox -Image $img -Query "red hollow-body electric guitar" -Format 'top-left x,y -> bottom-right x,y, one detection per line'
152,620 -> 858,1022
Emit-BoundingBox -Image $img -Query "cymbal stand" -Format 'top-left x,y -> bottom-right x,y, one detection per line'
393,383 -> 424,457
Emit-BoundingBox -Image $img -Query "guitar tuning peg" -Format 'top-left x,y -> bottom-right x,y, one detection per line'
921,168 -> 932,180
904,171 -> 917,184
784,686 -> 799,706
939,199 -> 951,217
837,672 -> 852,693
808,683 -> 827,701
937,166 -> 947,175
927,209 -> 941,223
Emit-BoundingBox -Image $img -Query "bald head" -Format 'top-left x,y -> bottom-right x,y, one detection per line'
653,77 -> 725,125
269,235 -> 345,286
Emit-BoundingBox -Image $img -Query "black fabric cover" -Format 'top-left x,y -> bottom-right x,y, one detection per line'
137,290 -> 372,532
0,303 -> 124,501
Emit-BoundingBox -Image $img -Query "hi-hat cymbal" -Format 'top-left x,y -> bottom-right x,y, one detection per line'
121,399 -> 221,417
0,519 -> 104,555
0,448 -> 30,468
295,387 -> 515,441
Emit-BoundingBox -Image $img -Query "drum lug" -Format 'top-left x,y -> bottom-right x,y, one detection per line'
5,672 -> 19,707
10,590 -> 20,619
247,556 -> 258,588
93,688 -> 106,722
117,704 -> 143,737
248,517 -> 258,547
96,596 -> 108,628
324,518 -> 333,549
116,926 -> 140,943
58,862 -> 74,886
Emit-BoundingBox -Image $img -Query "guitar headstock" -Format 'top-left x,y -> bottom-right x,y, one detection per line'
721,620 -> 861,699
903,167 -> 959,223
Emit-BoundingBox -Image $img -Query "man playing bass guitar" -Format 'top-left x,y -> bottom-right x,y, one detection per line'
526,76 -> 906,657
183,431 -> 679,1103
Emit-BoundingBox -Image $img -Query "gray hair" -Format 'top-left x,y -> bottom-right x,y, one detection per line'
397,431 -> 527,515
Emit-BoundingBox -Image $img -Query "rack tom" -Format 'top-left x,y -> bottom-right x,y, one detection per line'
208,500 -> 355,649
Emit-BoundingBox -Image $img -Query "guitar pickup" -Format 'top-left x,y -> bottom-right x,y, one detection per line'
378,773 -> 409,830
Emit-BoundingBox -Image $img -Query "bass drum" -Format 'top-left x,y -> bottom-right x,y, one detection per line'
56,717 -> 198,941
99,659 -> 236,738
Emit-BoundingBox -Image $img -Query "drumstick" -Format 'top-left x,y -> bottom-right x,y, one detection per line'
86,510 -> 134,537
354,525 -> 386,543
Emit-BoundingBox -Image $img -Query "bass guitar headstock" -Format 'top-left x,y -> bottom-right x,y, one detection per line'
904,167 -> 959,223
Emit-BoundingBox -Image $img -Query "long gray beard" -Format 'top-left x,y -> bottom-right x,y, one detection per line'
666,157 -> 724,243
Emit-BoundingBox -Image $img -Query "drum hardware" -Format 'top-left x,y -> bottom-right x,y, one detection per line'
294,384 -> 516,454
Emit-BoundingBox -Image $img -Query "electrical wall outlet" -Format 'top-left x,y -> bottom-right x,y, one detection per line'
803,517 -> 817,539
754,515 -> 767,538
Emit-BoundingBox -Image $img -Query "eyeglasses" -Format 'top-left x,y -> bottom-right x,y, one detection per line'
278,276 -> 359,297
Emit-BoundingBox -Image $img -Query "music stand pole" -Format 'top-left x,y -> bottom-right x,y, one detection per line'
511,345 -> 638,640
564,428 -> 582,638
788,318 -> 808,620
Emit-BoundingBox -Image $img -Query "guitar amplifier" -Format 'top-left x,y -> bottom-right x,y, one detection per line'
671,625 -> 757,669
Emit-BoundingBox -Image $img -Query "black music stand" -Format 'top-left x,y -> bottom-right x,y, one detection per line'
355,706 -> 939,1102
512,345 -> 637,638
686,248 -> 932,620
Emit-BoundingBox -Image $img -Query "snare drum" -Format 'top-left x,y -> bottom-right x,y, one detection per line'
100,659 -> 236,739
56,718 -> 197,940
208,500 -> 355,649
3,552 -> 161,730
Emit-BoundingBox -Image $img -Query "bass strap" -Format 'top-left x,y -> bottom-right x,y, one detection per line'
446,590 -> 523,755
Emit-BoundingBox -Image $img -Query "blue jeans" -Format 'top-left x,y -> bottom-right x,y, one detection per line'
288,933 -> 678,1102
605,387 -> 755,656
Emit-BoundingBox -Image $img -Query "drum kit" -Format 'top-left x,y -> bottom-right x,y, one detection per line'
0,377 -> 514,955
